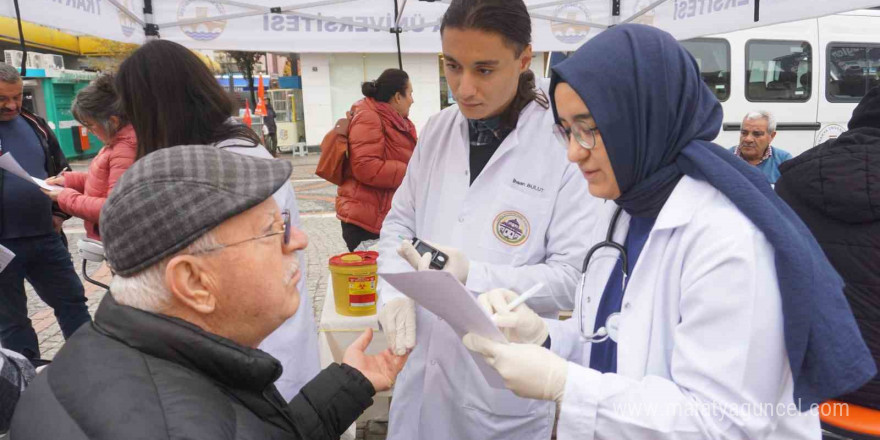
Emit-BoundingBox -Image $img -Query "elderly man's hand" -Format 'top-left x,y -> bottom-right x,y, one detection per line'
343,328 -> 409,392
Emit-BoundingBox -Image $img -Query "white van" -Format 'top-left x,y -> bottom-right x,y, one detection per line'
681,8 -> 880,156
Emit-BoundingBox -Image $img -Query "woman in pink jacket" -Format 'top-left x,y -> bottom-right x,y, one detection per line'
42,74 -> 137,240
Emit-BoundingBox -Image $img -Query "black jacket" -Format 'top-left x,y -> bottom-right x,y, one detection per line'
10,294 -> 375,439
0,109 -> 71,235
776,87 -> 880,410
265,103 -> 278,134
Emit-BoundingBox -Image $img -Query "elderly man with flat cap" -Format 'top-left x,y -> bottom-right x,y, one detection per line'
10,145 -> 408,439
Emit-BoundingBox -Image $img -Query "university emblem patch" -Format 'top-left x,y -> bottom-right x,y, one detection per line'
493,211 -> 530,246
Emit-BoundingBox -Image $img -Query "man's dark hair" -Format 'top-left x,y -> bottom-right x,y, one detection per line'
441,0 -> 548,128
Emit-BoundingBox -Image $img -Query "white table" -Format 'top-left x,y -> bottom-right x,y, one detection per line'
317,274 -> 391,438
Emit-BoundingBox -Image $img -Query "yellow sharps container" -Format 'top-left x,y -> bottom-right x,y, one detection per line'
328,251 -> 379,316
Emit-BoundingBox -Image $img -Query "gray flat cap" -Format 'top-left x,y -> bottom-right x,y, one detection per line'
100,145 -> 292,276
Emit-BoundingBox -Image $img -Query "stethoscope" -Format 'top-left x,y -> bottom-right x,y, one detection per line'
576,206 -> 628,343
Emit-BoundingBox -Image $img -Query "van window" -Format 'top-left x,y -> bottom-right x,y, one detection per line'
681,38 -> 730,102
746,40 -> 812,102
827,44 -> 880,102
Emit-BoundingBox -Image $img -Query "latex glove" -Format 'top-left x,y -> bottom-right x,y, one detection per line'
463,333 -> 568,402
378,297 -> 416,356
397,239 -> 469,284
343,328 -> 409,392
478,289 -> 548,345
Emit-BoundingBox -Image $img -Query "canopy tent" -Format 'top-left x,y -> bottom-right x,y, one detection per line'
0,0 -> 146,45
4,1 -> 880,57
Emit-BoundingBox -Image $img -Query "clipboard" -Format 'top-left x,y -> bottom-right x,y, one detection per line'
379,270 -> 508,388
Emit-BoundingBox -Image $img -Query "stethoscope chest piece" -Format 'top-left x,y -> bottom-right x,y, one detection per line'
605,313 -> 621,343
579,312 -> 621,344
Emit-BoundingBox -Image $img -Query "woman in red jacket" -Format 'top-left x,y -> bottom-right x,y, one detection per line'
42,74 -> 137,240
336,68 -> 417,251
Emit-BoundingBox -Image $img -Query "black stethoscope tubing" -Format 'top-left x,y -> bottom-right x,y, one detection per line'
577,206 -> 629,342
582,206 -> 628,278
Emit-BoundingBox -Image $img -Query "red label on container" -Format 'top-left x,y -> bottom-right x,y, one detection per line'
350,294 -> 377,307
348,276 -> 377,308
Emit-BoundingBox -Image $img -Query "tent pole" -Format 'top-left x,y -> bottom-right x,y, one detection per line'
621,0 -> 669,25
528,0 -> 585,10
106,0 -> 145,26
396,0 -> 410,27
611,0 -> 621,25
144,0 -> 160,40
530,13 -> 607,29
393,0 -> 403,69
12,0 -> 26,77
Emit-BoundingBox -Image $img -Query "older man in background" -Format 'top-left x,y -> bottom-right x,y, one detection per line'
11,145 -> 407,439
729,110 -> 792,184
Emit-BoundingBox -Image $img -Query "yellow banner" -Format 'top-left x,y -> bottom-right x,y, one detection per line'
0,17 -> 137,56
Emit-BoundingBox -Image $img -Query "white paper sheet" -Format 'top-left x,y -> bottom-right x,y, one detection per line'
0,245 -> 14,274
31,176 -> 64,191
0,153 -> 63,191
379,270 -> 508,389
0,153 -> 31,181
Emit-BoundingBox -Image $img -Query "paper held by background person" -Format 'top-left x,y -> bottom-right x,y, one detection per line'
0,245 -> 13,274
0,153 -> 63,191
379,270 -> 508,389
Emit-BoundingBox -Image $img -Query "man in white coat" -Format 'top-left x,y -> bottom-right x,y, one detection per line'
376,1 -> 599,439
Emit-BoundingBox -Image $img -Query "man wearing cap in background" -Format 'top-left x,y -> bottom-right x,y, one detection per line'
11,145 -> 408,439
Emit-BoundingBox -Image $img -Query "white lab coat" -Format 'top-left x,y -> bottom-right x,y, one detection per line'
547,176 -> 821,440
378,100 -> 600,440
218,140 -> 320,402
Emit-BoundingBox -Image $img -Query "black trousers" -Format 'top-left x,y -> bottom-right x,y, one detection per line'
0,233 -> 89,360
341,222 -> 379,252
265,133 -> 278,156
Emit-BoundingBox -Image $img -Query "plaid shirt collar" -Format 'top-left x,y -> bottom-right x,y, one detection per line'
734,144 -> 774,164
468,116 -> 511,147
